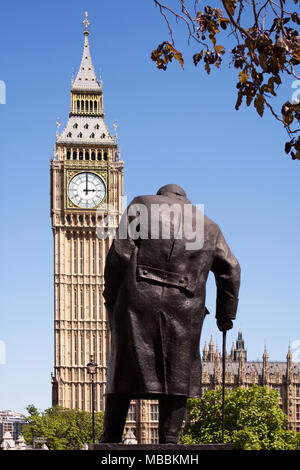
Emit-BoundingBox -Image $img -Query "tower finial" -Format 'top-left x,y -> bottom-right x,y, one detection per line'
56,118 -> 61,137
83,11 -> 90,34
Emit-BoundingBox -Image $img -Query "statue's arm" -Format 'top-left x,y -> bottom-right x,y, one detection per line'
210,229 -> 241,331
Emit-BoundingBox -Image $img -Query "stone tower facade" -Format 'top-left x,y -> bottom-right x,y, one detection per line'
50,14 -> 123,412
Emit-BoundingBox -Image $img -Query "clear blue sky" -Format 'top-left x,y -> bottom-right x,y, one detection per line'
0,0 -> 299,414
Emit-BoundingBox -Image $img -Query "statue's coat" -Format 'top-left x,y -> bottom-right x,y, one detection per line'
103,186 -> 240,398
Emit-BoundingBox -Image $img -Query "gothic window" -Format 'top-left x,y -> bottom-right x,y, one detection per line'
91,151 -> 95,160
150,428 -> 158,444
80,289 -> 84,319
67,132 -> 72,138
95,124 -> 100,129
92,291 -> 96,319
101,133 -> 106,139
90,100 -> 93,112
73,150 -> 77,160
75,386 -> 79,408
94,101 -> 98,112
104,152 -> 108,161
74,333 -> 78,365
84,123 -> 89,129
67,150 -> 71,159
81,386 -> 85,410
73,123 -> 78,129
99,335 -> 102,365
90,133 -> 95,139
150,404 -> 159,421
81,100 -> 84,111
77,100 -> 80,112
92,240 -> 96,274
74,288 -> 77,319
80,240 -> 83,274
85,151 -> 89,160
127,404 -> 136,422
97,152 -> 102,161
79,150 -> 83,160
74,240 -> 77,273
92,334 -> 96,361
297,405 -> 300,421
78,133 -> 83,139
80,334 -> 84,365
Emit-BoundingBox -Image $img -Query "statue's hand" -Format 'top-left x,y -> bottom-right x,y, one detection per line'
217,318 -> 233,332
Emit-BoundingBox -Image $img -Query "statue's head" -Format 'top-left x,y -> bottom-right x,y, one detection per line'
156,184 -> 187,198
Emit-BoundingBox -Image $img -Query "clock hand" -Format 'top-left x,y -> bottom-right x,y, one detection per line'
84,173 -> 88,194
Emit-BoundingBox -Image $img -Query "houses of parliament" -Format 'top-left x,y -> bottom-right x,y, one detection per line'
50,14 -> 300,443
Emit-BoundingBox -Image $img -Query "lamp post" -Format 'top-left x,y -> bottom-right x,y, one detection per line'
87,355 -> 98,444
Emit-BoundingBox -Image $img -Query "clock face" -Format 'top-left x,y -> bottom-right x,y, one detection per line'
68,172 -> 106,208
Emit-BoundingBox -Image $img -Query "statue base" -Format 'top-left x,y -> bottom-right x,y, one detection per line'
89,443 -> 232,451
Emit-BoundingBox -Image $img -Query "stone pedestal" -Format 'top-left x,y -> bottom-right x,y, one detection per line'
89,443 -> 232,451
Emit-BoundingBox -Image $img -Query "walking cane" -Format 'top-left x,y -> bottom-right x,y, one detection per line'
221,330 -> 226,443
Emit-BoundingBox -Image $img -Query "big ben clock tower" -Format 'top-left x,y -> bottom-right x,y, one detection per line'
50,13 -> 123,412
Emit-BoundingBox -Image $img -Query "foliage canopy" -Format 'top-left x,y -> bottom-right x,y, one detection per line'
181,385 -> 300,449
151,0 -> 300,160
22,405 -> 104,450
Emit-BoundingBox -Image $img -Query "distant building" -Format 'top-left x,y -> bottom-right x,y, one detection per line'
201,332 -> 300,432
0,411 -> 26,441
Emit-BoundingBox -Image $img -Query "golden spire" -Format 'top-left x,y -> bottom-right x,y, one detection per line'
83,11 -> 90,34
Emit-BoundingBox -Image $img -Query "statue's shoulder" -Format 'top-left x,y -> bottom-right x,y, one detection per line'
203,213 -> 221,237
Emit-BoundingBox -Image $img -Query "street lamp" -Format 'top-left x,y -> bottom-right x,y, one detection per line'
87,355 -> 98,444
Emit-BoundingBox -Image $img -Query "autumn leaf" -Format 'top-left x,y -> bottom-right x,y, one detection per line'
293,48 -> 300,62
215,45 -> 225,54
239,70 -> 249,83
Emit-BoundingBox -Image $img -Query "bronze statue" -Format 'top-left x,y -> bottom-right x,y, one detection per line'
100,184 -> 241,444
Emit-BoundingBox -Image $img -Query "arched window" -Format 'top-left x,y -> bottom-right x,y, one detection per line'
104,152 -> 108,161
90,100 -> 93,112
67,132 -> 72,138
97,152 -> 102,161
67,150 -> 71,159
85,151 -> 89,160
94,101 -> 98,112
73,123 -> 78,129
91,151 -> 95,160
84,123 -> 89,129
79,150 -> 83,160
95,124 -> 100,130
78,133 -> 83,139
73,150 -> 77,160
77,100 -> 80,112
81,100 -> 84,112
90,133 -> 95,139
